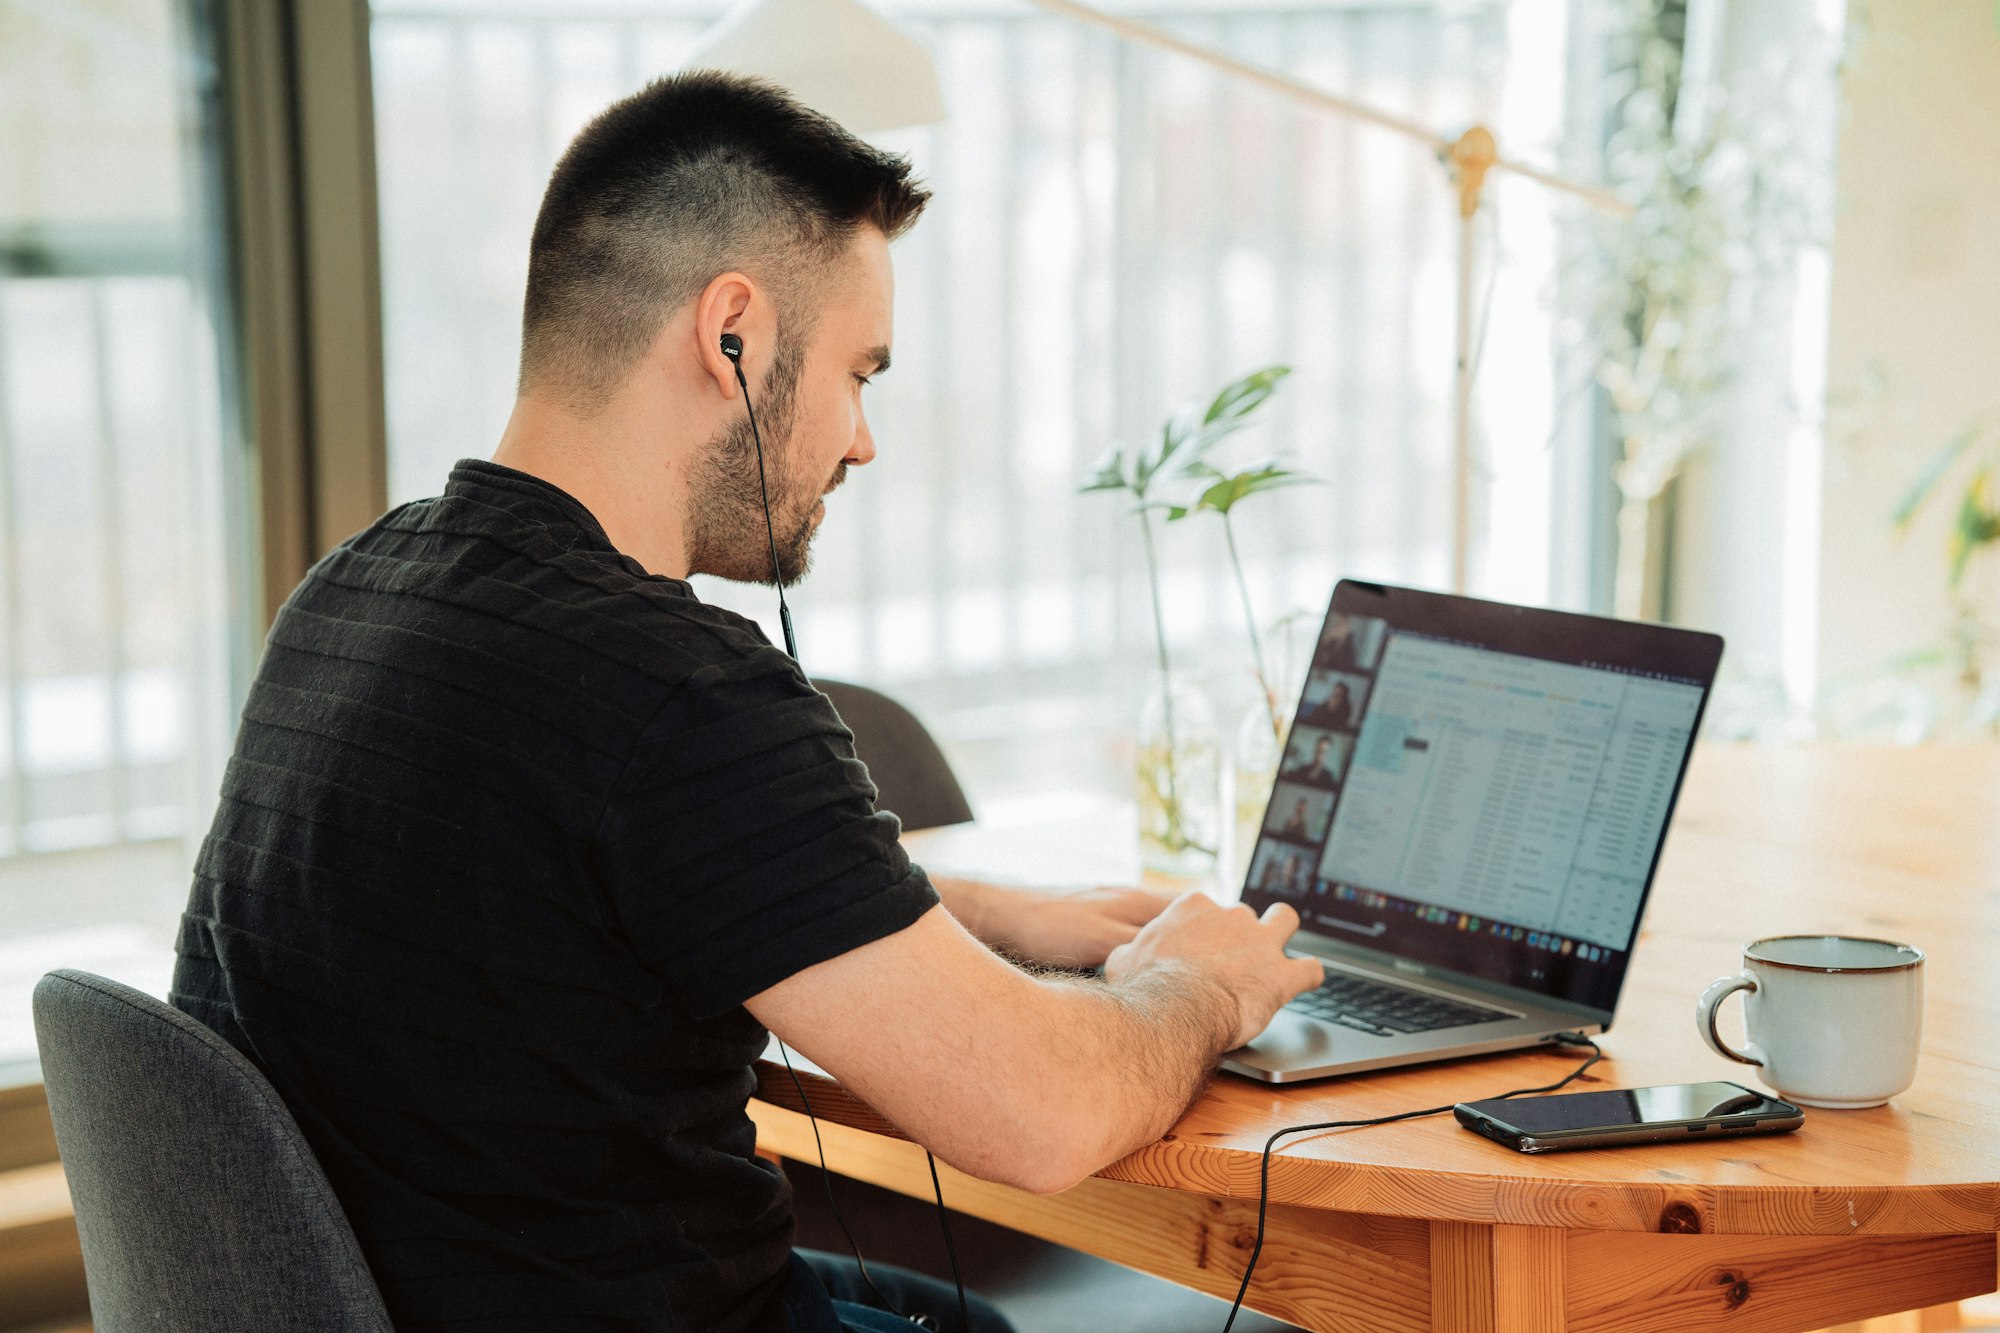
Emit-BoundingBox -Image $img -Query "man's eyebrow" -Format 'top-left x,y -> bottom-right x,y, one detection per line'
863,346 -> 891,375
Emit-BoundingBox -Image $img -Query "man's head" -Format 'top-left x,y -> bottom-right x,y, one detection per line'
519,72 -> 929,584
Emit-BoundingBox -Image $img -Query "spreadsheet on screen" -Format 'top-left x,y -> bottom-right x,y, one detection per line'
1316,634 -> 1703,951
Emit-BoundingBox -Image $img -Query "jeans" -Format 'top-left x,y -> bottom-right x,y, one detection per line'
777,1248 -> 1016,1333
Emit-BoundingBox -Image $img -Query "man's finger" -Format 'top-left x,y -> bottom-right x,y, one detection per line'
1258,902 -> 1301,937
1290,953 -> 1325,992
1103,889 -> 1175,926
1085,912 -> 1146,947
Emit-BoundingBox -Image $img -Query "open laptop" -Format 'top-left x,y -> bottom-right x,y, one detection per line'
1224,579 -> 1723,1084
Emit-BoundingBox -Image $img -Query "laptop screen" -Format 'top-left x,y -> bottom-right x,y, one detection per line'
1240,581 -> 1721,1015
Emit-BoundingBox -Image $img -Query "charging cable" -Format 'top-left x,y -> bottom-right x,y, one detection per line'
1219,1033 -> 1604,1332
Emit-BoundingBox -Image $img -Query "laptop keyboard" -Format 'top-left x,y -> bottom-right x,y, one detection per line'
1287,970 -> 1515,1038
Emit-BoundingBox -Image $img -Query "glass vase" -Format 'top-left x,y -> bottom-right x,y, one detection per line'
1230,703 -> 1284,895
1136,674 -> 1221,882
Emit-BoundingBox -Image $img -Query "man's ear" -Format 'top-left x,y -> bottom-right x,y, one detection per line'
693,271 -> 770,398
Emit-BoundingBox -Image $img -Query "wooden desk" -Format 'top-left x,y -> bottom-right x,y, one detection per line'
751,745 -> 2000,1332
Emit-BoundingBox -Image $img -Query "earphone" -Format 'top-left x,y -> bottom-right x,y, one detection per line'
720,332 -> 798,660
724,331 -> 967,1331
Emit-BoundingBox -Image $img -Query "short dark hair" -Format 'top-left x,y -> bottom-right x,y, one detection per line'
519,71 -> 929,411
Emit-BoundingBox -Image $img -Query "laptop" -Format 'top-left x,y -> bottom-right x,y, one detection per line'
1224,579 -> 1723,1084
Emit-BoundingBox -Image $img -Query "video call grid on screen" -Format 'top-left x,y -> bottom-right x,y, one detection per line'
1241,582 -> 1722,1014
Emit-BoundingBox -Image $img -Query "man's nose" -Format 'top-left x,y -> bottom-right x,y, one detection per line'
847,412 -> 877,467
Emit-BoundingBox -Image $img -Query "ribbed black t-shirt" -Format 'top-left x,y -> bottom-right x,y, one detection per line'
171,459 -> 938,1332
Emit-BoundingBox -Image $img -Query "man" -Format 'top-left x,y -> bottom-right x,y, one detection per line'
1278,797 -> 1313,840
1283,732 -> 1341,786
1307,679 -> 1353,731
172,73 -> 1320,1333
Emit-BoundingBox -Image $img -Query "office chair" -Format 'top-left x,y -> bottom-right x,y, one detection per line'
814,679 -> 973,832
32,969 -> 392,1333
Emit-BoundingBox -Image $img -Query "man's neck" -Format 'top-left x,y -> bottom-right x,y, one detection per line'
492,394 -> 694,579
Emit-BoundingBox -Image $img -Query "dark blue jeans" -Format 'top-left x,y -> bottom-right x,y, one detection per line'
777,1248 -> 1015,1333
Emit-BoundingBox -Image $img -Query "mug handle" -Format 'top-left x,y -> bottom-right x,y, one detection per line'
1696,974 -> 1765,1066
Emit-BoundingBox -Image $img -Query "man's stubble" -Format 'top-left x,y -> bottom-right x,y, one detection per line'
683,333 -> 836,588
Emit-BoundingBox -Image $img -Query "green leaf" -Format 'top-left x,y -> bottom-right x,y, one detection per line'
1146,406 -> 1210,487
1893,422 -> 1985,530
1162,505 -> 1191,521
1079,443 -> 1133,495
1179,460 -> 1322,517
1948,466 -> 1995,589
1083,366 -> 1294,503
1199,473 -> 1258,514
1203,366 -> 1293,427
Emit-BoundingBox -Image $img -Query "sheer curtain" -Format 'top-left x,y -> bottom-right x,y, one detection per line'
371,0 -> 1602,808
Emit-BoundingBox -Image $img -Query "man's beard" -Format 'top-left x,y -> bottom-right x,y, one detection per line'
684,336 -> 837,588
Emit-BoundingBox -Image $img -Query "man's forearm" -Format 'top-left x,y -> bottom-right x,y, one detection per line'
1016,963 -> 1239,1189
931,874 -> 1000,943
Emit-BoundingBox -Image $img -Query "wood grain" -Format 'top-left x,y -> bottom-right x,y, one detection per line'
1427,1221 -> 1495,1331
1423,1222 -> 1566,1332
1816,1304 -> 1971,1332
882,747 -> 2000,1240
1493,1226 -> 1565,1331
1564,1230 -> 1996,1333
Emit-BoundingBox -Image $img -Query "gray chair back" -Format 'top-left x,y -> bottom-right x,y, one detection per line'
32,969 -> 392,1333
814,679 -> 973,832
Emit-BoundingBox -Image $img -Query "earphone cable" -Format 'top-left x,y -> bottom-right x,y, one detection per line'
925,1152 -> 971,1333
776,1039 -> 901,1315
1219,1034 -> 1604,1332
730,355 -> 797,659
743,344 -> 965,1326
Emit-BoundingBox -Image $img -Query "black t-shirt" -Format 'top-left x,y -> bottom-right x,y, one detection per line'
171,459 -> 938,1332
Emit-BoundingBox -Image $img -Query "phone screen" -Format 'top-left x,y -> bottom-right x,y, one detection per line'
1464,1082 -> 1792,1134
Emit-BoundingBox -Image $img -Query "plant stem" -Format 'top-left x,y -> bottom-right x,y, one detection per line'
1136,507 -> 1185,847
1221,512 -> 1281,742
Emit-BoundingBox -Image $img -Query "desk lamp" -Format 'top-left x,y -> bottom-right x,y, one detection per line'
680,0 -> 944,134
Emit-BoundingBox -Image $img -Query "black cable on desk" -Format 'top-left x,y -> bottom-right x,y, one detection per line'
1219,1034 -> 1604,1333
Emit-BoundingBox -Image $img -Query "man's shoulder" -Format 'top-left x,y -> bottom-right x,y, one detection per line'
287,490 -> 783,702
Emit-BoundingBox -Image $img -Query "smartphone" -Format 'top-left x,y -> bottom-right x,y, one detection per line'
1454,1081 -> 1805,1153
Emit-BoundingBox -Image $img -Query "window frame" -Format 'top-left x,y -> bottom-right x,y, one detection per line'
210,0 -> 390,635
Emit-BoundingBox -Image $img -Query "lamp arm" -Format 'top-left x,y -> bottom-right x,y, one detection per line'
1026,0 -> 1632,220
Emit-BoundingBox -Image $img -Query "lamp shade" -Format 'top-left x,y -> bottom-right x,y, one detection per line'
682,0 -> 946,134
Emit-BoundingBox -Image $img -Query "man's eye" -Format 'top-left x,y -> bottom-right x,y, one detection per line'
853,374 -> 874,387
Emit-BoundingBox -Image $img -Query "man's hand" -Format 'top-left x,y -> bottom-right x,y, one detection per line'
747,894 -> 1319,1194
1105,895 -> 1324,1049
935,876 -> 1172,968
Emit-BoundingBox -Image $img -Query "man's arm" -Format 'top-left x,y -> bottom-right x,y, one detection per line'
745,893 -> 1321,1195
930,875 -> 1171,968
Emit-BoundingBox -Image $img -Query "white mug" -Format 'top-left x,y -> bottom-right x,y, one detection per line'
1696,935 -> 1925,1109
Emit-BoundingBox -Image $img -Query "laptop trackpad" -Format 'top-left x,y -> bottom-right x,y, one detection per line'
1225,1008 -> 1358,1074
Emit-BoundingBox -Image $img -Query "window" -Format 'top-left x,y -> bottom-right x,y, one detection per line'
371,0 -> 1605,811
0,0 -> 245,1065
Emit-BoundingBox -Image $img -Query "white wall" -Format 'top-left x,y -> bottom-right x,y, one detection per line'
1817,0 -> 2000,694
